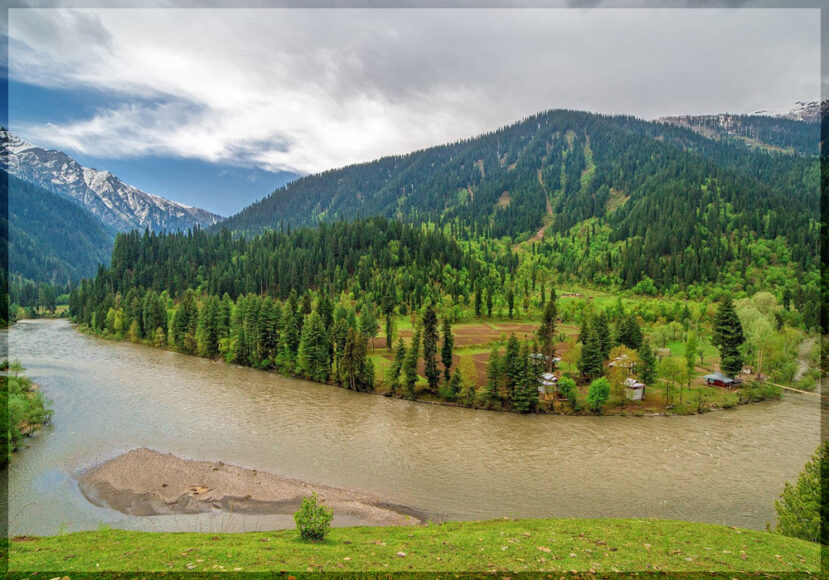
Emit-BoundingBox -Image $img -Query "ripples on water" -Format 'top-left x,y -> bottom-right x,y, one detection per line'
4,319 -> 823,535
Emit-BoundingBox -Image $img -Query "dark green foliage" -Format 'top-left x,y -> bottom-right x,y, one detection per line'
403,327 -> 420,399
594,312 -> 612,360
537,299 -> 557,372
441,317 -> 454,383
387,337 -> 407,395
294,493 -> 333,542
774,442 -> 827,544
4,171 -> 115,285
485,346 -> 503,405
637,340 -> 657,386
712,296 -> 745,377
579,327 -> 604,382
503,334 -> 522,399
217,109 -> 817,295
617,313 -> 642,349
298,311 -> 330,382
422,306 -> 440,393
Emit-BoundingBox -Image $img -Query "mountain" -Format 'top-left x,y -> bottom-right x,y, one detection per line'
658,107 -> 821,155
2,170 -> 115,285
0,129 -> 223,232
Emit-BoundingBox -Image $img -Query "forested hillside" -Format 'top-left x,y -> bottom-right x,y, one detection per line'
219,110 -> 818,292
658,112 -> 820,155
3,171 -> 115,285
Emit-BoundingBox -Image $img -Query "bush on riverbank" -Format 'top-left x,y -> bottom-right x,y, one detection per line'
295,492 -> 334,542
774,441 -> 827,544
1,360 -> 53,466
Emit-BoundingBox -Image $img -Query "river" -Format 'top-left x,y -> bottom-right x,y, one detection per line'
3,319 -> 823,536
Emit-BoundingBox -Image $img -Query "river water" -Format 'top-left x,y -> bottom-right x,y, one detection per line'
3,319 -> 823,536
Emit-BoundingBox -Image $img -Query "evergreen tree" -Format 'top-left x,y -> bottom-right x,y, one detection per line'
298,311 -> 330,382
684,331 -> 698,404
594,311 -> 612,360
637,340 -> 657,389
441,316 -> 454,383
712,296 -> 745,377
422,306 -> 440,393
579,327 -> 604,381
387,337 -> 407,394
403,327 -> 421,399
618,314 -> 643,349
537,299 -> 557,372
486,345 -> 502,405
503,334 -> 522,401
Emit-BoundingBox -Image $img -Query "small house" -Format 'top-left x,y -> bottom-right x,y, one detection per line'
704,372 -> 741,388
623,377 -> 645,401
538,372 -> 557,395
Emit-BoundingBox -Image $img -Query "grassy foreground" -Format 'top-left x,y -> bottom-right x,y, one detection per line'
9,518 -> 821,576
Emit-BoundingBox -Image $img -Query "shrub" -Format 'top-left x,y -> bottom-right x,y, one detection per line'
587,377 -> 610,413
294,493 -> 333,542
774,442 -> 827,544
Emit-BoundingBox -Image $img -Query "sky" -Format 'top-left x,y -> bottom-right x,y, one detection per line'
5,4 -> 822,216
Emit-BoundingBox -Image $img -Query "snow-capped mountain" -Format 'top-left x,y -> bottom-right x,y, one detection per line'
754,101 -> 826,123
1,128 -> 223,232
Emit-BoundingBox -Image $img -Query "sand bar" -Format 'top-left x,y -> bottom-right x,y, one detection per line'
78,448 -> 424,526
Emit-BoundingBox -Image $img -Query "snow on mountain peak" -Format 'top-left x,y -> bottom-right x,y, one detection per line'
1,129 -> 223,232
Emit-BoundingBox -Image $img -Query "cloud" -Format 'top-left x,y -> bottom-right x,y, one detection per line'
8,7 -> 822,175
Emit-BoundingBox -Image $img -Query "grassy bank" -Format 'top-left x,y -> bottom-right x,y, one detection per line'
9,518 -> 821,575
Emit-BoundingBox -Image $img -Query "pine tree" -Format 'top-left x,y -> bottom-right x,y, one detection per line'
298,311 -> 329,382
579,327 -> 604,381
637,340 -> 657,390
387,337 -> 406,394
503,334 -> 522,401
403,327 -> 421,399
422,306 -> 440,393
594,311 -> 612,361
712,296 -> 745,377
684,331 -> 698,404
486,345 -> 502,405
618,314 -> 643,349
537,299 -> 557,372
441,316 -> 454,383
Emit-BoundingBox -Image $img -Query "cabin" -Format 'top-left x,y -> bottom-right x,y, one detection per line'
538,372 -> 557,396
623,377 -> 645,401
704,372 -> 741,388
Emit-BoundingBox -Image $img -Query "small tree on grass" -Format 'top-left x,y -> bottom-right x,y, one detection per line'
587,377 -> 610,413
774,441 -> 827,544
294,492 -> 333,542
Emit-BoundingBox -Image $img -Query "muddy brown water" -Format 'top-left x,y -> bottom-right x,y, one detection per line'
2,319 -> 823,535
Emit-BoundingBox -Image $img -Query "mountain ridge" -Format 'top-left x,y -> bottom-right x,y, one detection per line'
1,128 -> 223,232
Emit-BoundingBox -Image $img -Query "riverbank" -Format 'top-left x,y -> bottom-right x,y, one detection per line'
75,323 -> 783,418
79,448 -> 424,526
9,518 -> 821,575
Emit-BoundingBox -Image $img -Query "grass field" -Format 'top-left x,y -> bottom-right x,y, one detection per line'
9,518 -> 820,576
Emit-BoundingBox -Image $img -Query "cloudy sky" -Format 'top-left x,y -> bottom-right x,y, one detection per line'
6,5 -> 822,215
